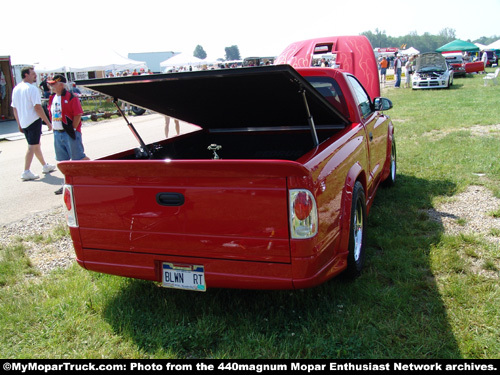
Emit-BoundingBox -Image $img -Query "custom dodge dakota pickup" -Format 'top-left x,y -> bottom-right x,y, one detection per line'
61,36 -> 396,291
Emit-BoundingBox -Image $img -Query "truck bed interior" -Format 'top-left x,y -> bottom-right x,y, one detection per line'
114,127 -> 344,161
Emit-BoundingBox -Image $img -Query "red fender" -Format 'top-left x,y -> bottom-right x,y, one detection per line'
337,163 -> 366,255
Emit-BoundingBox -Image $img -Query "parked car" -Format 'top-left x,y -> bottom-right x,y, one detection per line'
443,53 -> 466,77
412,53 -> 454,89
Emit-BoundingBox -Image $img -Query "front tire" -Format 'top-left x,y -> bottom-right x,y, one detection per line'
382,138 -> 396,187
343,181 -> 367,279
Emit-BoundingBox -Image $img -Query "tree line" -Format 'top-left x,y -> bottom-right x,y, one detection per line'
193,29 -> 499,62
193,45 -> 241,61
362,28 -> 499,53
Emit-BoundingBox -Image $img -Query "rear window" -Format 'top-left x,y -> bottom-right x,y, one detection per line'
305,76 -> 348,118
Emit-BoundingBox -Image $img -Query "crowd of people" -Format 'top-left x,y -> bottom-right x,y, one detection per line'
378,52 -> 416,88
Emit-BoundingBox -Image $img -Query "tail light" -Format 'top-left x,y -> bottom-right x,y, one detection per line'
63,185 -> 78,228
289,190 -> 318,239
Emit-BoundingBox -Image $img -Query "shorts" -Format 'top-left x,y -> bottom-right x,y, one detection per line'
54,130 -> 87,161
23,118 -> 42,145
380,68 -> 387,75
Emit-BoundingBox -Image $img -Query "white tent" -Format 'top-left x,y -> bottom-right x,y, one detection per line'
400,47 -> 420,56
69,50 -> 147,72
486,39 -> 500,50
160,53 -> 203,69
33,48 -> 146,73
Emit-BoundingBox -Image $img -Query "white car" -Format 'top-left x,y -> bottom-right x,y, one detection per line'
412,53 -> 454,89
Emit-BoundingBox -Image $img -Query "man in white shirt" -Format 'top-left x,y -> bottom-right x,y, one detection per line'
11,66 -> 56,180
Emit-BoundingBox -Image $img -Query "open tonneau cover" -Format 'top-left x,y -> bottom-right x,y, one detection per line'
75,65 -> 349,134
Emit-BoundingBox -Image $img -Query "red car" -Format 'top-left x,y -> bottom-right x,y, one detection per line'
60,37 -> 396,291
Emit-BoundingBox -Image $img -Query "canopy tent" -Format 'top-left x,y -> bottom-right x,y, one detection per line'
32,48 -> 146,73
436,39 -> 480,53
400,47 -> 420,56
486,39 -> 500,52
160,53 -> 203,69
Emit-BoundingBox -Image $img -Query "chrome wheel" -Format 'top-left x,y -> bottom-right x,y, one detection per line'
343,181 -> 367,279
353,199 -> 364,262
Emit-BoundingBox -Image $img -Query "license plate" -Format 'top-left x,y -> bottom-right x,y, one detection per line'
162,263 -> 206,292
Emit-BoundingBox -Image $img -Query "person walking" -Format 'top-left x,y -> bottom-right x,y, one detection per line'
11,66 -> 56,181
47,74 -> 89,194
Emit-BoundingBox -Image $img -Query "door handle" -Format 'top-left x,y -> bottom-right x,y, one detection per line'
156,193 -> 185,206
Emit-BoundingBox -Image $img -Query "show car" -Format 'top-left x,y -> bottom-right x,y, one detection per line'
443,53 -> 466,77
412,53 -> 454,89
59,36 -> 396,291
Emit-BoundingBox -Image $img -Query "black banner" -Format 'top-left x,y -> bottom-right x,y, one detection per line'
1,359 -> 498,374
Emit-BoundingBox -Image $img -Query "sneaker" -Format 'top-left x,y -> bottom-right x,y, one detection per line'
21,170 -> 39,181
54,187 -> 63,195
42,163 -> 56,174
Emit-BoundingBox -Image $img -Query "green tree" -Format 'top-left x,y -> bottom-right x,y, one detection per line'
225,45 -> 241,61
194,45 -> 207,60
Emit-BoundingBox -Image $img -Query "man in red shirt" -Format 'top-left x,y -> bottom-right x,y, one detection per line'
47,74 -> 89,194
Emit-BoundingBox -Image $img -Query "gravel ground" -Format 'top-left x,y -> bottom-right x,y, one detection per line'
427,185 -> 500,247
1,185 -> 499,278
0,207 -> 75,275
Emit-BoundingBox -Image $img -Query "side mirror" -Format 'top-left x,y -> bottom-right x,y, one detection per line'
373,97 -> 393,111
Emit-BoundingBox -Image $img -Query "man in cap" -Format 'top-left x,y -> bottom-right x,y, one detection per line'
11,66 -> 56,181
47,74 -> 89,194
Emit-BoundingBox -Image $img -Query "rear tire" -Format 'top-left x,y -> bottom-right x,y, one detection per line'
343,181 -> 367,279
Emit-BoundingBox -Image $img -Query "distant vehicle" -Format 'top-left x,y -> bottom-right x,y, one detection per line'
412,53 -> 454,89
443,53 -> 466,76
242,56 -> 275,67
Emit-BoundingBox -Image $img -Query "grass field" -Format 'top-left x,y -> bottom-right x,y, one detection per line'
1,69 -> 499,359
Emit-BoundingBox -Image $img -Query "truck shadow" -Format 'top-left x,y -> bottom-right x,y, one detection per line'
102,173 -> 461,358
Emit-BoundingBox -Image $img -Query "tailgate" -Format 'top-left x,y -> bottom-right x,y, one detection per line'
60,160 -> 310,263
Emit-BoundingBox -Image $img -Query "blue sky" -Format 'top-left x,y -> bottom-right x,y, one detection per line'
3,0 -> 499,64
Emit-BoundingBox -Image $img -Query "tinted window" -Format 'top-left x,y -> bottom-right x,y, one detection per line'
305,76 -> 348,118
347,75 -> 372,118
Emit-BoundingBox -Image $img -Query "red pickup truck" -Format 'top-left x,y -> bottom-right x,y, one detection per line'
60,37 -> 396,291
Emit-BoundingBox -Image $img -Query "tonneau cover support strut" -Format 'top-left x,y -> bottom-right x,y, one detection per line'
300,89 -> 319,147
113,98 -> 152,158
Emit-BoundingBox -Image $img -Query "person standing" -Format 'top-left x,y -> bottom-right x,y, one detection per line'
164,115 -> 180,138
404,57 -> 413,88
11,66 -> 56,181
39,74 -> 51,98
379,57 -> 388,84
394,53 -> 402,88
47,74 -> 89,194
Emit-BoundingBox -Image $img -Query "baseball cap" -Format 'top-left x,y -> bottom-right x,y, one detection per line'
48,74 -> 67,84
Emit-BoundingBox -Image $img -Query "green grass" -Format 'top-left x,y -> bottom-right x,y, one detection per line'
1,69 -> 499,359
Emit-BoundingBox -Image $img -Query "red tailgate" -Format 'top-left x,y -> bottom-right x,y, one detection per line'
61,160 -> 308,263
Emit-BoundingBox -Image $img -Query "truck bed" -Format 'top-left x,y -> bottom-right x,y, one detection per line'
104,128 -> 343,162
